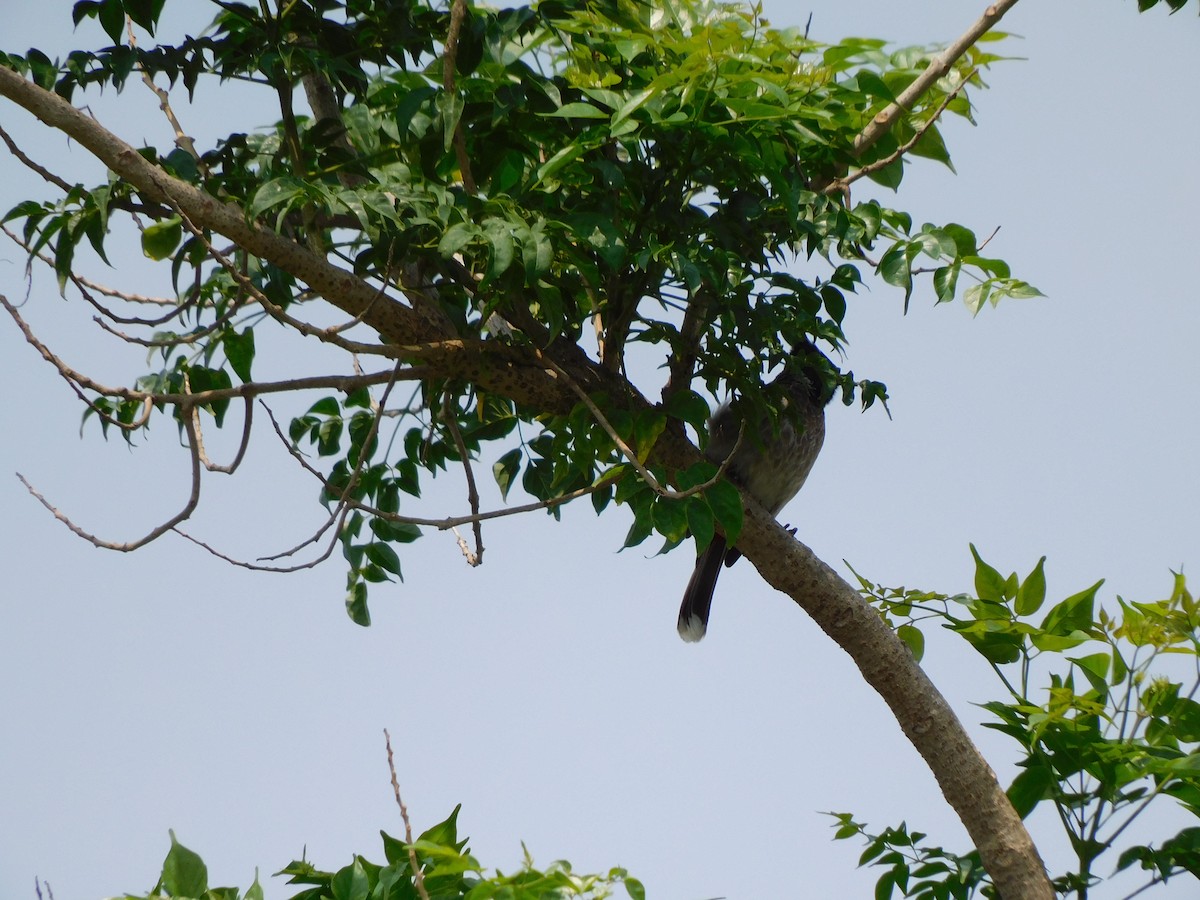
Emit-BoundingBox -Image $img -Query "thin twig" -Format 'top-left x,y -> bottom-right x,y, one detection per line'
813,0 -> 1020,193
828,68 -> 977,194
442,0 -> 476,194
194,395 -> 253,475
536,349 -> 741,502
2,296 -> 427,407
383,729 -> 431,900
174,508 -> 349,573
2,222 -> 199,327
17,408 -> 202,552
0,123 -> 74,192
264,403 -> 610,530
441,389 -> 483,565
127,17 -> 210,177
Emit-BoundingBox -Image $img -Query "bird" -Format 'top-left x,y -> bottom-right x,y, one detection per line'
677,339 -> 836,642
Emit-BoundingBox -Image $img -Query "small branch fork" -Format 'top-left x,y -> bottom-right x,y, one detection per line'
825,68 -> 978,195
848,1 -> 1018,164
441,389 -> 484,566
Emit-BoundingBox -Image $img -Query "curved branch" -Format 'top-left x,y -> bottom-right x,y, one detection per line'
16,409 -> 202,552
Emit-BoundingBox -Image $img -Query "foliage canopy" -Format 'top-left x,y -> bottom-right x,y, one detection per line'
1,0 -> 1036,623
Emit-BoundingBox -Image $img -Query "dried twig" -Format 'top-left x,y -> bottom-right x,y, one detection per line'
17,407 -> 202,552
383,729 -> 431,900
441,389 -> 483,565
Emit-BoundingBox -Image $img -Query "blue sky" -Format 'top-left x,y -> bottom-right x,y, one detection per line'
1,2 -> 1197,899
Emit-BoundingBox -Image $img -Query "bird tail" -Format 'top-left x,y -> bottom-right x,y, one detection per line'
677,534 -> 728,643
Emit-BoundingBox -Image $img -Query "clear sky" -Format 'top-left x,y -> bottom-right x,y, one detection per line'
1,2 -> 1197,899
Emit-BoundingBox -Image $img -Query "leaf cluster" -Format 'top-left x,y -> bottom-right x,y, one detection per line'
0,0 -> 1036,621
845,559 -> 1200,897
116,806 -> 645,900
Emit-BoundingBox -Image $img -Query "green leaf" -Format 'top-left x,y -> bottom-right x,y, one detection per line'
492,448 -> 521,501
364,543 -> 402,577
245,870 -> 264,900
141,216 -> 183,260
1069,652 -> 1111,694
223,328 -> 255,383
624,877 -> 646,900
1041,579 -> 1104,637
346,580 -> 371,626
685,497 -> 715,551
248,177 -> 305,220
970,544 -> 1007,603
632,410 -> 666,464
932,261 -> 960,304
309,397 -> 341,416
650,496 -> 688,543
331,858 -> 370,900
704,480 -> 743,546
98,0 -> 125,43
438,221 -> 479,257
418,804 -> 463,849
1007,764 -> 1053,819
544,102 -> 609,119
664,390 -> 711,433
1015,556 -> 1047,616
162,831 -> 208,898
482,218 -> 515,279
897,624 -> 924,662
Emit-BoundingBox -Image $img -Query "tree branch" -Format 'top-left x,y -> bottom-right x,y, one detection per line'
814,0 -> 1021,193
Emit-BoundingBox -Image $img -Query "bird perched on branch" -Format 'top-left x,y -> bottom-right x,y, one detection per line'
677,339 -> 837,642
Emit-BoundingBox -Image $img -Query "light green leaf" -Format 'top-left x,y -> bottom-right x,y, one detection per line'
141,217 -> 182,261
543,102 -> 610,119
1015,556 -> 1047,616
162,831 -> 208,898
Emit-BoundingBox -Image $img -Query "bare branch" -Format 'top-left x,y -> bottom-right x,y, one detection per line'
16,407 -> 202,552
127,16 -> 209,177
175,508 -> 349,573
0,123 -> 74,193
2,296 -> 431,408
192,395 -> 253,475
383,729 -> 431,900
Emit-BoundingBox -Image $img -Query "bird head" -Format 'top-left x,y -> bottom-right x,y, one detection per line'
784,337 -> 840,407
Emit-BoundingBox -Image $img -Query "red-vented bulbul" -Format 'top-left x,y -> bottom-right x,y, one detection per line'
677,339 -> 836,641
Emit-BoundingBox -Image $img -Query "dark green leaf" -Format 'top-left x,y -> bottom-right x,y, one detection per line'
223,328 -> 255,383
346,580 -> 371,626
364,543 -> 402,577
492,448 -> 521,501
704,480 -> 743,546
